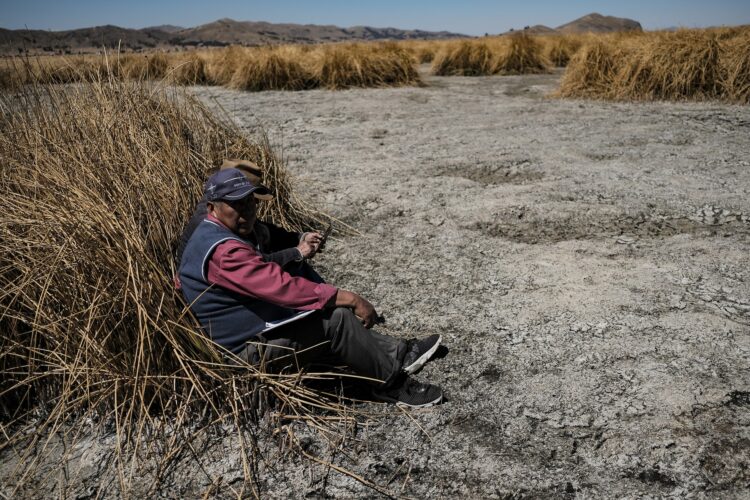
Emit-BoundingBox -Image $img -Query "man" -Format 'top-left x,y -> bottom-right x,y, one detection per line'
176,159 -> 322,277
178,167 -> 444,408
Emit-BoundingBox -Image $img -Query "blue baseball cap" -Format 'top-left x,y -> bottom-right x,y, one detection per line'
204,167 -> 272,202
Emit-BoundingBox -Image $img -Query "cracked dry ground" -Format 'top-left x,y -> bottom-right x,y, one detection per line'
193,72 -> 750,498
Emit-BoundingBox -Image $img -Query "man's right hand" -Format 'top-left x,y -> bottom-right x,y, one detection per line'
334,289 -> 378,328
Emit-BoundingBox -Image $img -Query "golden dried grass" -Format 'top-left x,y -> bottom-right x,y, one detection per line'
313,42 -> 421,89
431,40 -> 496,76
204,45 -> 249,85
557,40 -> 620,98
229,46 -> 314,91
0,42 -> 423,92
558,27 -> 750,103
615,30 -> 722,100
167,51 -> 210,85
120,52 -> 169,80
494,32 -> 549,74
431,35 -> 550,76
399,40 -> 443,64
720,29 -> 750,103
543,35 -> 584,67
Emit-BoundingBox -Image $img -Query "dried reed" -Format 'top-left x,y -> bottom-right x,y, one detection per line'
720,29 -> 750,103
557,40 -> 619,99
431,40 -> 495,76
167,51 -> 210,85
558,27 -> 750,103
494,33 -> 549,74
313,42 -> 421,89
1,42 -> 423,93
0,74 -> 376,496
399,40 -> 443,64
120,52 -> 169,80
615,30 -> 722,100
230,47 -> 314,91
543,35 -> 583,67
204,45 -> 248,86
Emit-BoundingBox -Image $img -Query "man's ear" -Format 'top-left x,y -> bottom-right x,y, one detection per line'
206,200 -> 217,216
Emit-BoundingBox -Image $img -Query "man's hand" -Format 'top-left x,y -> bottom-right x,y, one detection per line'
297,232 -> 323,259
335,289 -> 378,328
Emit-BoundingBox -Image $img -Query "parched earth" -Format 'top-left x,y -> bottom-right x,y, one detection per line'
4,71 -> 750,498
187,72 -> 750,498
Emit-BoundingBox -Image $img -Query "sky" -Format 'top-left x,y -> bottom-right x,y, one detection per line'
1,0 -> 749,35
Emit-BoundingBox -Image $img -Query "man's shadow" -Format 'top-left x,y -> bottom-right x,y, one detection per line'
304,345 -> 450,404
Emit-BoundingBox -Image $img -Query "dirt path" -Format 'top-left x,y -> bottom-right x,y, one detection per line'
192,71 -> 750,497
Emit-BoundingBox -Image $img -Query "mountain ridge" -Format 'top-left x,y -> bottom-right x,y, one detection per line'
503,12 -> 642,36
0,13 -> 643,55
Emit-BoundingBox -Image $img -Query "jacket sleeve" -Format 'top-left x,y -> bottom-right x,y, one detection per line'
261,221 -> 302,252
207,239 -> 336,310
261,247 -> 303,268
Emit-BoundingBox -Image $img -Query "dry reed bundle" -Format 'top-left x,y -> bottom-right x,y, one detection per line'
0,58 -> 27,89
558,28 -> 750,103
556,40 -> 620,99
230,47 -> 314,91
612,30 -> 722,101
119,52 -> 169,80
399,40 -> 442,64
494,33 -> 549,74
2,42 -> 422,93
204,45 -> 249,85
167,51 -> 210,85
544,35 -> 583,67
27,55 -> 106,84
720,29 -> 750,103
0,75 -> 361,497
431,40 -> 495,76
313,42 -> 421,89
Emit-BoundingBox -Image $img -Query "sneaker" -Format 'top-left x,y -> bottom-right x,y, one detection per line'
401,334 -> 442,375
372,376 -> 443,408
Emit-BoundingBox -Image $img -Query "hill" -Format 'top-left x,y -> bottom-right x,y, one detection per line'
501,13 -> 642,36
0,18 -> 465,54
556,13 -> 642,33
0,25 -> 172,53
508,25 -> 557,35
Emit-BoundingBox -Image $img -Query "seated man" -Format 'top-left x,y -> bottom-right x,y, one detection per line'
176,159 -> 323,281
178,167 -> 444,408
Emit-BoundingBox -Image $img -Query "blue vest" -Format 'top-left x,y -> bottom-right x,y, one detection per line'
179,219 -> 303,353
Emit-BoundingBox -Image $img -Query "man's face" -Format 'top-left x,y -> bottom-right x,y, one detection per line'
209,196 -> 257,237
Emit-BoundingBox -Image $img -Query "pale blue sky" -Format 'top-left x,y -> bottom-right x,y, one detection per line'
1,0 -> 748,35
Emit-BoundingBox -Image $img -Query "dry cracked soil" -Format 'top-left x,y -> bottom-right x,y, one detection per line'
3,70 -> 750,498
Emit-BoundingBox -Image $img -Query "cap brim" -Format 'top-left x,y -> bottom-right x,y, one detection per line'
213,184 -> 273,202
221,186 -> 254,200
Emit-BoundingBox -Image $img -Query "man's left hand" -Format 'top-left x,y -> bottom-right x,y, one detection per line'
297,232 -> 323,258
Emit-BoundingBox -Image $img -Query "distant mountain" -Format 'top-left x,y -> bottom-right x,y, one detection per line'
501,13 -> 642,36
0,13 -> 645,55
556,13 -> 642,33
0,25 -> 172,53
0,18 -> 465,54
144,24 -> 184,33
174,18 -> 464,45
506,25 -> 557,35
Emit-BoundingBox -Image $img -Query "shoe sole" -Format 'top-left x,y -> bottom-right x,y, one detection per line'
395,393 -> 443,409
402,335 -> 442,375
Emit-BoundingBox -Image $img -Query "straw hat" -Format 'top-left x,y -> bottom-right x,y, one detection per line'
220,159 -> 272,201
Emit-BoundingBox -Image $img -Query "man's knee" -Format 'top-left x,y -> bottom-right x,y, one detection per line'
324,307 -> 360,340
329,306 -> 349,322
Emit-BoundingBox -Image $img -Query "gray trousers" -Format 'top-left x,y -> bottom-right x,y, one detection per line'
236,307 -> 406,388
